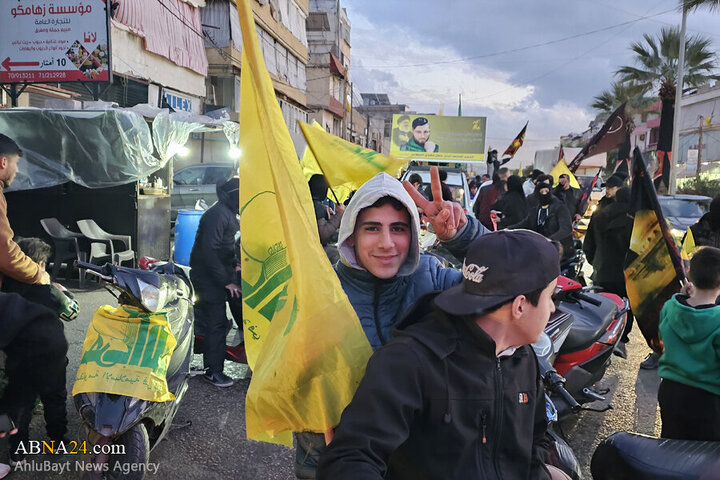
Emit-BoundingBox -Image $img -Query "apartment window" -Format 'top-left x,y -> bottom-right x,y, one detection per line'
307,12 -> 330,31
648,127 -> 659,146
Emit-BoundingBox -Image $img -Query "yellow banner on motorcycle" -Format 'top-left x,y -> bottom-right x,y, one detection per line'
72,305 -> 177,402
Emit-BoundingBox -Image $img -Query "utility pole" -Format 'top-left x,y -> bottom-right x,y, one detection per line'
696,117 -> 703,177
669,5 -> 688,195
349,82 -> 354,143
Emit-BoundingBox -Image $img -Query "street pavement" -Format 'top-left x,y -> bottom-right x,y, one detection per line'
0,276 -> 661,479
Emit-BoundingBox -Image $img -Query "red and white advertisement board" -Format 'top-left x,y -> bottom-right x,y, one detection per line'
0,1 -> 111,83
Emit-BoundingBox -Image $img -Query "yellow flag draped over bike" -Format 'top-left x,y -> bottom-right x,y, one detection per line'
236,0 -> 372,446
72,305 -> 177,402
299,121 -> 407,194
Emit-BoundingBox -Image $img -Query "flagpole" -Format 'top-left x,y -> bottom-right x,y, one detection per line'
669,5 -> 687,195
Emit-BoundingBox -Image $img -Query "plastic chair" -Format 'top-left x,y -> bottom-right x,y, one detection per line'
39,218 -> 88,286
76,219 -> 135,267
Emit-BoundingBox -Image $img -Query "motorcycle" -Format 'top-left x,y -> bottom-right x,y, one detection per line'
74,261 -> 194,480
139,256 -> 247,365
547,276 -> 628,418
590,432 -> 720,479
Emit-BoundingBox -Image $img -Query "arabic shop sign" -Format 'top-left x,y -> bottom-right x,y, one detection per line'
0,1 -> 111,83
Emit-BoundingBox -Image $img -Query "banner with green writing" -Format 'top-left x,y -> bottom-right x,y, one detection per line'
72,305 -> 177,402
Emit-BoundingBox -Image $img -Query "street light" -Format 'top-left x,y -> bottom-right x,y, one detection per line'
669,5 -> 688,195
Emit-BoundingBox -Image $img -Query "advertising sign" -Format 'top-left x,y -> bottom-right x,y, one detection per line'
0,1 -> 111,83
389,114 -> 487,162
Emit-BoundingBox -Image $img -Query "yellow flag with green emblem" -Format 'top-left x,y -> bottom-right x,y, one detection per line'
236,0 -> 373,446
299,121 -> 408,193
72,305 -> 177,402
300,121 -> 353,203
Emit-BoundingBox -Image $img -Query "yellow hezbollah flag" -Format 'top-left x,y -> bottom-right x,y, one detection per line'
549,158 -> 580,189
299,121 -> 407,193
681,227 -> 696,261
236,0 -> 373,446
518,162 -> 523,178
72,305 -> 177,402
300,121 -> 352,203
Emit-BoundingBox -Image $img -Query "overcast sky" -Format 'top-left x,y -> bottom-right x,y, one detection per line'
344,0 -> 720,168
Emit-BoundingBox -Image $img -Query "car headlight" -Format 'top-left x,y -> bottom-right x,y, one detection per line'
137,278 -> 168,312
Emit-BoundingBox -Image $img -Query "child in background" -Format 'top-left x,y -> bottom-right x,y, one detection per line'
658,246 -> 720,441
1,237 -> 78,455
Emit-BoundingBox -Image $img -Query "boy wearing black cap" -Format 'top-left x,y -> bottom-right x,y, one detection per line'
318,230 -> 564,480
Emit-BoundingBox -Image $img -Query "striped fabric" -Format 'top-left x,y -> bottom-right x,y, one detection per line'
113,0 -> 208,75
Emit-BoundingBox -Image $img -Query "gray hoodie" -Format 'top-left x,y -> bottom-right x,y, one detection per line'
334,173 -> 488,349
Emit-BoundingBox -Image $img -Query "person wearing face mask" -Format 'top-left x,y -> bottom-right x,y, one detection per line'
510,182 -> 573,260
687,194 -> 720,249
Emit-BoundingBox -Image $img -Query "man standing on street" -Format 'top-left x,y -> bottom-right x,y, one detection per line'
317,230 -> 569,480
0,134 -> 49,288
554,173 -> 582,223
190,177 -> 241,388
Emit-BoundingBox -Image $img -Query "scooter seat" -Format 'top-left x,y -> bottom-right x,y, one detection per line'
591,432 -> 720,480
559,293 -> 618,353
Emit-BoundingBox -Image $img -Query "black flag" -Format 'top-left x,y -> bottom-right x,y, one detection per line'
623,147 -> 684,351
568,103 -> 629,173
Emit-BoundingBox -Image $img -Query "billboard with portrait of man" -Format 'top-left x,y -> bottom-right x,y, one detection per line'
390,114 -> 487,162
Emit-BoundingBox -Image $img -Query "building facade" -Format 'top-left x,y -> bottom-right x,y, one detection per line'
356,93 -> 408,154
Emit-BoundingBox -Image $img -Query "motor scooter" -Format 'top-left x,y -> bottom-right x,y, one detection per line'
590,432 -> 720,479
139,256 -> 247,365
74,261 -> 194,480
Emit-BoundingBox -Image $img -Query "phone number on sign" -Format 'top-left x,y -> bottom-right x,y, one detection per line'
4,71 -> 68,81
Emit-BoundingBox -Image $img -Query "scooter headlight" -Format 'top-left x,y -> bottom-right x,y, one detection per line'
137,278 -> 168,312
532,332 -> 553,358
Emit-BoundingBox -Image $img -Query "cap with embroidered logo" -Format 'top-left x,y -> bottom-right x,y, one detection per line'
434,230 -> 560,316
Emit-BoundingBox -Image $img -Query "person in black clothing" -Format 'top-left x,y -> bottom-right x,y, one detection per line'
687,194 -> 720,248
553,174 -> 582,223
309,175 -> 344,264
491,174 -> 527,230
423,169 -> 453,202
0,292 -> 68,467
2,238 -> 78,451
594,173 -> 626,214
317,230 -> 568,480
189,177 -> 240,388
511,182 -> 573,260
582,187 -> 633,356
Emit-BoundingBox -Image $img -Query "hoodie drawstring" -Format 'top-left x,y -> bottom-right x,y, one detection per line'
373,282 -> 388,346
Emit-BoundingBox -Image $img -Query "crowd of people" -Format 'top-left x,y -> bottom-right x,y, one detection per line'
1,127 -> 719,479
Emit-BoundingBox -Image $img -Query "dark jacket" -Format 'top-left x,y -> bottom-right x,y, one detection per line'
317,293 -> 551,480
473,182 -> 503,230
583,188 -> 632,286
688,212 -> 720,249
2,278 -> 78,322
0,291 -> 59,350
189,178 -> 239,301
492,176 -> 527,230
510,196 -> 573,259
553,185 -> 581,217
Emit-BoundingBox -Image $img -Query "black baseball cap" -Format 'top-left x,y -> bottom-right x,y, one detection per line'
434,230 -> 560,316
601,173 -> 625,188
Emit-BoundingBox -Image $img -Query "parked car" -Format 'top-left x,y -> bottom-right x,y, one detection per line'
399,166 -> 473,216
171,162 -> 236,222
658,194 -> 712,242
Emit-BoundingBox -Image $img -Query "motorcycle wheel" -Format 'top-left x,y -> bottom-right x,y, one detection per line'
82,423 -> 150,480
106,423 -> 150,480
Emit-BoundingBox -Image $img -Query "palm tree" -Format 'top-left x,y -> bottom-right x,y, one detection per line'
682,0 -> 720,11
591,81 -> 652,115
616,26 -> 720,101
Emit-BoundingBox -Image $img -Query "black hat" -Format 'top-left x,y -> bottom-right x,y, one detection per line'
412,117 -> 429,129
601,174 -> 625,188
434,230 -> 560,316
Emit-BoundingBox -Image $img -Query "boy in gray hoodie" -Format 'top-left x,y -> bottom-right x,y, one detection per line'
295,168 -> 489,478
